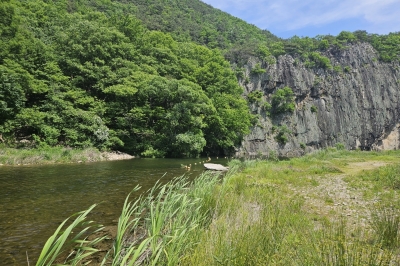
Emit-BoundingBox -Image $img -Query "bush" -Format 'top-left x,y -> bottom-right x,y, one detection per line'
308,52 -> 333,69
333,65 -> 343,73
275,125 -> 291,145
335,143 -> 345,150
263,102 -> 272,115
251,63 -> 266,74
310,105 -> 318,113
337,31 -> 356,43
271,87 -> 295,115
247,90 -> 263,103
141,146 -> 165,158
234,67 -> 245,79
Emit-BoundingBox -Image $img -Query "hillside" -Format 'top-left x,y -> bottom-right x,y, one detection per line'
127,0 -> 278,48
1,0 -> 400,158
0,0 -> 253,157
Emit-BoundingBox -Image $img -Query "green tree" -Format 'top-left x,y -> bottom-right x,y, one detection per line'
271,87 -> 296,115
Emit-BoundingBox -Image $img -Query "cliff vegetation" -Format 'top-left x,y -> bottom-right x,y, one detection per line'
1,0 -> 399,158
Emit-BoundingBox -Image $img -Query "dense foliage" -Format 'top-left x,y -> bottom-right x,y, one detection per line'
128,0 -> 278,48
270,87 -> 295,115
0,0 -> 252,157
284,31 -> 400,63
1,0 -> 399,157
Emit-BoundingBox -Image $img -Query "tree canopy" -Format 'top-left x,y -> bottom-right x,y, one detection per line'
0,0 -> 253,157
1,0 -> 399,157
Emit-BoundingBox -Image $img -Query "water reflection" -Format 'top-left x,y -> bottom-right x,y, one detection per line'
0,158 -> 227,265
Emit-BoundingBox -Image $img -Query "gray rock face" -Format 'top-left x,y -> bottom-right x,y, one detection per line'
237,43 -> 400,157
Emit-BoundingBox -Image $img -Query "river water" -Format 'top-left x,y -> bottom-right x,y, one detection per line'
0,158 -> 225,265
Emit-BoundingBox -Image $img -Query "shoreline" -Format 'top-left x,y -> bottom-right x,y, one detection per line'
0,146 -> 134,166
100,151 -> 135,161
36,149 -> 400,265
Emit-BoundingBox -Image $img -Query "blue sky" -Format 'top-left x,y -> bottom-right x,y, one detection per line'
201,0 -> 400,39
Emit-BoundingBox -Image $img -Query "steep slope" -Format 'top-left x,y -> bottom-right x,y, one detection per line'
1,0 -> 400,158
239,43 -> 400,157
125,0 -> 278,48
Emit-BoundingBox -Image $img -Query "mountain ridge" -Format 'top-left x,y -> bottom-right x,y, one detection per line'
1,0 -> 399,157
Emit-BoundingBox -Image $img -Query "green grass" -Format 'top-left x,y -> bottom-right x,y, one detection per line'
181,150 -> 400,265
0,144 -> 104,165
371,206 -> 400,249
360,164 -> 400,190
36,148 -> 400,265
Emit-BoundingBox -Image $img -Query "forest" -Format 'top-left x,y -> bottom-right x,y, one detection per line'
1,0 -> 399,157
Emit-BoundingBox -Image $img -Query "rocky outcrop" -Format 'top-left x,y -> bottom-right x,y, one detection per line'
237,43 -> 400,157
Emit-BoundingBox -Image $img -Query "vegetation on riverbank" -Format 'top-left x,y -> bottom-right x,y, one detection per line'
1,0 -> 252,157
0,144 -> 132,165
2,0 -> 399,158
36,148 -> 400,265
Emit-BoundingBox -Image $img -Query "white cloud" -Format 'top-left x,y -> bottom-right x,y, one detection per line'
201,0 -> 400,36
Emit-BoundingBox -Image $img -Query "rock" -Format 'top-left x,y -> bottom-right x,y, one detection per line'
237,43 -> 400,157
204,163 -> 229,171
102,151 -> 134,161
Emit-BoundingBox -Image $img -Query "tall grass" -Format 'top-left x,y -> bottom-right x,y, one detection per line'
36,204 -> 105,266
182,184 -> 396,265
103,186 -> 150,266
36,149 -> 400,265
371,205 -> 400,249
360,164 -> 400,190
102,172 -> 223,265
37,171 -> 222,265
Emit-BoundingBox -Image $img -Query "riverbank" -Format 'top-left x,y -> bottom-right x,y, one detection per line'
36,148 -> 400,265
0,145 -> 134,166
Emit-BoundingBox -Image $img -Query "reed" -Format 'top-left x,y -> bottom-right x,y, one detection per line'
98,172 -> 222,265
36,148 -> 400,265
36,204 -> 105,266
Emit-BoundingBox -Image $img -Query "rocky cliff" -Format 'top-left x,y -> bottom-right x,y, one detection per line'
237,43 -> 400,157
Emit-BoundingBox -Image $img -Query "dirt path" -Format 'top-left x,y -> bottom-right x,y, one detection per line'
292,161 -> 389,228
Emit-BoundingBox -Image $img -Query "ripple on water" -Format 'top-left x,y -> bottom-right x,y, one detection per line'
0,157 -> 221,265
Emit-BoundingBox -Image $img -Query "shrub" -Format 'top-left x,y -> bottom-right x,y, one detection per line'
275,125 -> 291,145
251,63 -> 266,74
234,67 -> 245,79
337,31 -> 356,43
319,39 -> 329,50
310,105 -> 318,113
256,44 -> 271,60
263,102 -> 272,115
333,65 -> 342,73
271,87 -> 295,115
302,52 -> 333,70
141,146 -> 165,158
335,143 -> 345,150
247,90 -> 263,103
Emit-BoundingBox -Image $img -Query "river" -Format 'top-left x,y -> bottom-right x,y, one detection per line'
0,158 -> 226,265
